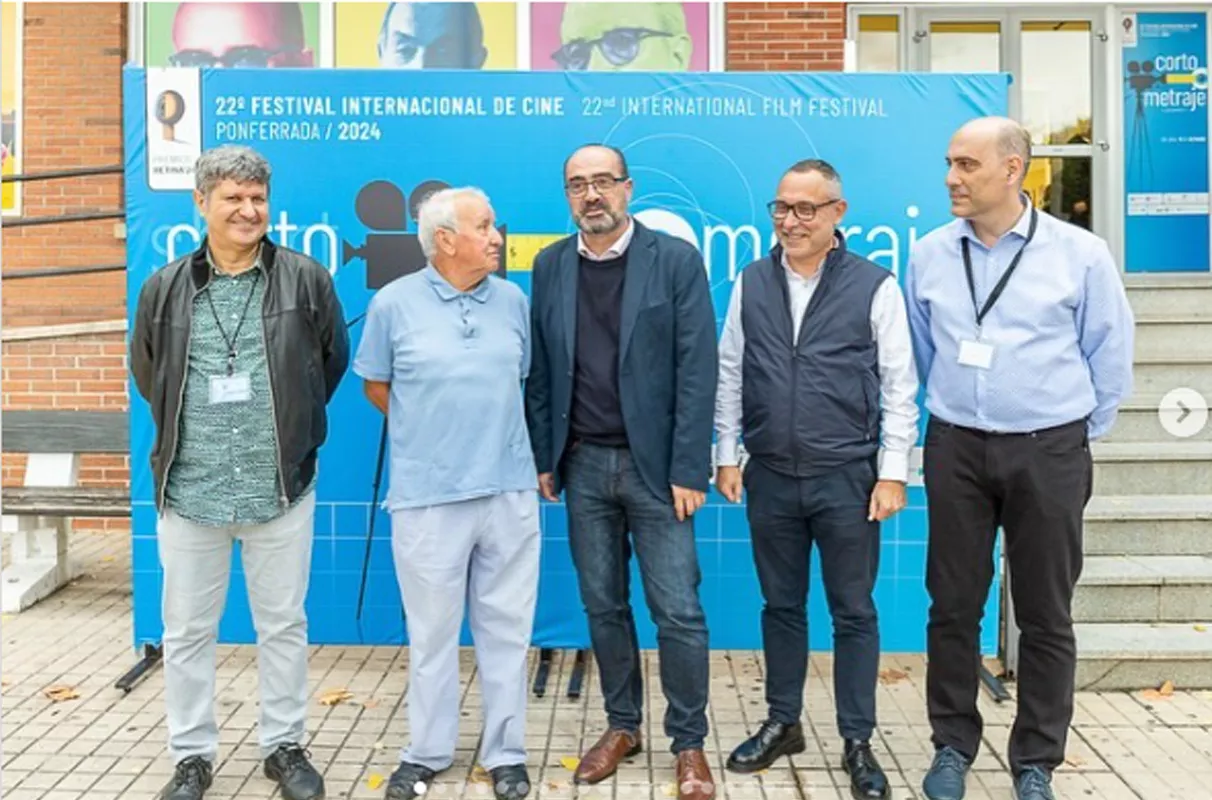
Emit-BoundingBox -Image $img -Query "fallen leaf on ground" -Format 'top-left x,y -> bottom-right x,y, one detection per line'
373,741 -> 385,750
1141,680 -> 1176,701
1196,625 -> 1208,633
101,555 -> 115,562
367,774 -> 385,790
545,781 -> 563,791
1064,755 -> 1086,768
469,766 -> 493,784
662,782 -> 678,797
362,698 -> 381,709
878,669 -> 910,685
319,689 -> 355,706
1160,680 -> 1176,696
43,685 -> 80,702
559,756 -> 580,771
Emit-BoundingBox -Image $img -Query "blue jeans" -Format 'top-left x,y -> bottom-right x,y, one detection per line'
563,442 -> 710,753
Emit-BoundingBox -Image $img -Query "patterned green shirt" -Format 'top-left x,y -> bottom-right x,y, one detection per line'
164,254 -> 307,526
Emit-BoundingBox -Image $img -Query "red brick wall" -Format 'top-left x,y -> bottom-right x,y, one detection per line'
726,2 -> 846,71
2,2 -> 127,327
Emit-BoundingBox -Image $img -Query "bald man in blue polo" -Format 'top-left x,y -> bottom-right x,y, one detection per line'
354,187 -> 538,800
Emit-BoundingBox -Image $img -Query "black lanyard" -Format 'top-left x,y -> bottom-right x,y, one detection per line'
961,206 -> 1038,329
204,270 -> 261,376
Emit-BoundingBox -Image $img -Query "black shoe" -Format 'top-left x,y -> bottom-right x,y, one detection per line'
726,720 -> 806,773
385,762 -> 439,800
842,740 -> 889,799
160,756 -> 213,800
490,764 -> 531,800
263,744 -> 325,800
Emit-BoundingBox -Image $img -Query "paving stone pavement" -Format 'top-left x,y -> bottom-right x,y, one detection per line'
2,530 -> 1209,799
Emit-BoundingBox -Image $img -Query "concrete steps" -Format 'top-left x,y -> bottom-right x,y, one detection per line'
1131,356 -> 1212,398
1084,494 -> 1212,556
1091,441 -> 1212,495
1135,316 -> 1212,360
1075,622 -> 1212,690
1124,273 -> 1212,318
1062,276 -> 1212,689
1074,556 -> 1212,623
1104,398 -> 1210,442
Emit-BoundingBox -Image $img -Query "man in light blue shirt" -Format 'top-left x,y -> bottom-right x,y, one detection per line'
354,186 -> 538,800
906,117 -> 1133,800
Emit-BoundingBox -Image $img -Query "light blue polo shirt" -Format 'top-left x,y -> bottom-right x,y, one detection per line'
353,265 -> 537,510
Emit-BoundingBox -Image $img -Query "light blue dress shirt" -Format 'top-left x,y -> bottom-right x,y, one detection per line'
353,265 -> 537,510
905,204 -> 1135,439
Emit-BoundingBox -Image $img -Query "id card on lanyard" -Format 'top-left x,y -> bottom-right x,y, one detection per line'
957,207 -> 1038,369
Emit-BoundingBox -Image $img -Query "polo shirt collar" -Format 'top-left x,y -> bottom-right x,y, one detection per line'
424,263 -> 493,303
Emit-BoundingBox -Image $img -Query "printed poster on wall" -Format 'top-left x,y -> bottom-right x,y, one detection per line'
144,2 -> 322,68
1121,11 -> 1210,272
335,2 -> 517,69
530,2 -> 709,71
2,1 -> 22,215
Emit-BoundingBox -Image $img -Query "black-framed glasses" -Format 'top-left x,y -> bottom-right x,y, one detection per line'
565,175 -> 628,197
169,46 -> 301,68
767,198 -> 841,222
552,28 -> 672,70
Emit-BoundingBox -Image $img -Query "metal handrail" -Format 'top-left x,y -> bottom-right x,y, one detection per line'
2,263 -> 126,280
5,210 -> 125,228
1,164 -> 124,183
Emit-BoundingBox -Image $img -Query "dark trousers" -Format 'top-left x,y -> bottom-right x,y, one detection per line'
563,442 -> 710,753
745,457 -> 881,740
923,417 -> 1092,775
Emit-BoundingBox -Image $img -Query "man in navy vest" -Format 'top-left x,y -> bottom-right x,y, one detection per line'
525,144 -> 719,800
714,159 -> 920,800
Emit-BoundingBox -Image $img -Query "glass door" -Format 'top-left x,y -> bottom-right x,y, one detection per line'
907,9 -> 1106,242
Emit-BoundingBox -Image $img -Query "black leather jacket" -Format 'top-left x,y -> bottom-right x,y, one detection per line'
130,237 -> 350,510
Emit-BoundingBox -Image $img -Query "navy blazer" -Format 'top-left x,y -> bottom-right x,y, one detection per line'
524,221 -> 718,500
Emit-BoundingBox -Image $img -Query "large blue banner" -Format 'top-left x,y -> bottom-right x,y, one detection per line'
1122,11 -> 1210,272
124,67 -> 1008,654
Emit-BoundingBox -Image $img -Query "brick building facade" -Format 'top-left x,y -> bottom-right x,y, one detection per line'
0,2 -> 846,509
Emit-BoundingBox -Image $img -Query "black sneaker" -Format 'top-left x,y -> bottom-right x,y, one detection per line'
264,744 -> 326,800
385,762 -> 439,800
490,764 -> 531,800
160,756 -> 213,800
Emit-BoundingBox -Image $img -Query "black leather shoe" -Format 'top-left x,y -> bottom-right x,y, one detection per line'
726,720 -> 806,773
385,762 -> 439,800
160,756 -> 213,800
842,740 -> 889,799
264,744 -> 325,800
490,764 -> 531,800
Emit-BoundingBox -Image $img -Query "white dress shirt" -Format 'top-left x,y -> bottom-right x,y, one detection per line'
714,255 -> 921,483
577,217 -> 634,261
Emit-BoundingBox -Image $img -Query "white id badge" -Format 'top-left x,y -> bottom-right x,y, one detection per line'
957,339 -> 994,369
209,372 -> 252,404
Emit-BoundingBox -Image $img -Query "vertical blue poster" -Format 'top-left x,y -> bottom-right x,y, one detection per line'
1122,11 -> 1210,272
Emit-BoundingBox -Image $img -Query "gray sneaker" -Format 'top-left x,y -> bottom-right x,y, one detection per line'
921,746 -> 970,800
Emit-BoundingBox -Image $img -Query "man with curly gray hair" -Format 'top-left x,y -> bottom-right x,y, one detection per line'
131,144 -> 348,800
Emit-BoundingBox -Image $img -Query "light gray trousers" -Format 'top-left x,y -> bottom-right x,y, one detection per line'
391,490 -> 541,771
158,492 -> 315,764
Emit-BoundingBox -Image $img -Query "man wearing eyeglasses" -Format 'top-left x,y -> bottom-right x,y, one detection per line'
553,2 -> 692,71
714,159 -> 919,800
524,144 -> 718,800
168,2 -> 314,68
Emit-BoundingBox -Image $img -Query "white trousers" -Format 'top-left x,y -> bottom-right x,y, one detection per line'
158,492 -> 315,764
391,490 -> 541,771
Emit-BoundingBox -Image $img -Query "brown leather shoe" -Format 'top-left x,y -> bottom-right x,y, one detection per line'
574,729 -> 642,784
676,749 -> 716,800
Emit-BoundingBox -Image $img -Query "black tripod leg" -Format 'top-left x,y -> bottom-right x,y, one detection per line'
357,419 -> 390,622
